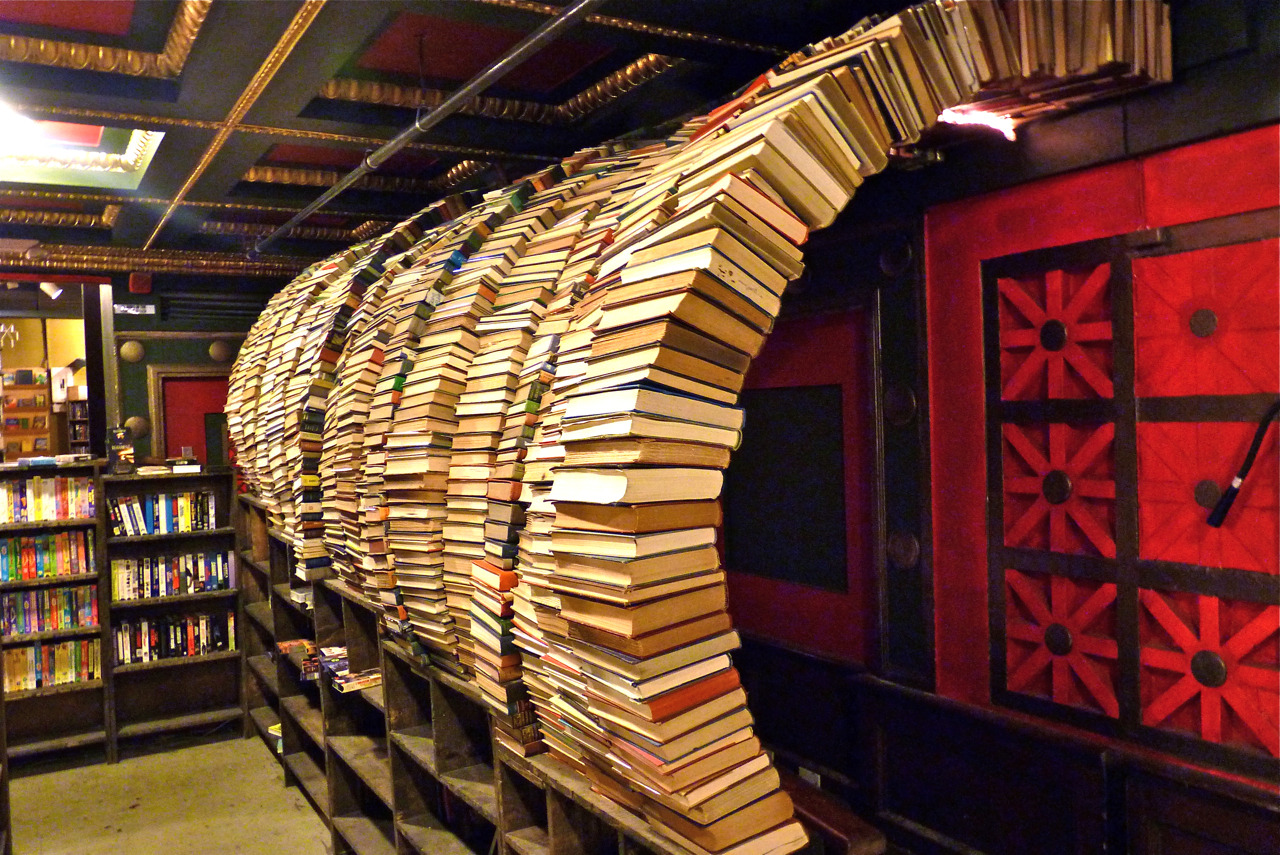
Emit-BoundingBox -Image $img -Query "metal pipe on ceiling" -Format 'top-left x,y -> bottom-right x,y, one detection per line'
253,0 -> 610,255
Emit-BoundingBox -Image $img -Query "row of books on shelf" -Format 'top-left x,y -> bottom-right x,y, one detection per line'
112,611 -> 236,665
110,552 -> 232,601
317,644 -> 383,693
278,637 -> 319,680
0,530 -> 95,581
2,369 -> 48,387
0,475 -> 95,524
3,416 -> 47,431
2,584 -> 97,636
107,490 -> 220,537
3,638 -> 101,692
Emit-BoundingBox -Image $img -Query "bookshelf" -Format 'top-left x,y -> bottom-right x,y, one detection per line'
101,470 -> 242,748
232,492 -> 881,855
0,621 -> 7,855
0,460 -> 108,761
66,400 -> 91,456
0,370 -> 53,461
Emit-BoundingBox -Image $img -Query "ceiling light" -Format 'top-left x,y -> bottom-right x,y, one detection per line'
39,282 -> 63,300
0,100 -> 42,154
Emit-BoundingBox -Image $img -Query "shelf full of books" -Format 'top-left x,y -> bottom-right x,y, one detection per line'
1,369 -> 52,461
102,470 -> 241,744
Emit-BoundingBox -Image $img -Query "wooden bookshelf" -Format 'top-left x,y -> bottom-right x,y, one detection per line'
0,373 -> 52,461
102,469 -> 241,755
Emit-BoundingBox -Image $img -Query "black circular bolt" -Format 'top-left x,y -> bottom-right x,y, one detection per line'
1044,623 -> 1074,656
1194,479 -> 1223,511
884,384 -> 918,427
887,531 -> 920,569
1042,470 -> 1073,505
1189,308 -> 1218,338
1039,319 -> 1069,351
1190,650 -> 1228,688
878,236 -> 913,279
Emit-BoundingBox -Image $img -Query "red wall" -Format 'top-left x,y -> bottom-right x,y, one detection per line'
925,125 -> 1280,704
162,376 -> 229,464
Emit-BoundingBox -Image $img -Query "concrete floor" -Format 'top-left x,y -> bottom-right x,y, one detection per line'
10,736 -> 331,855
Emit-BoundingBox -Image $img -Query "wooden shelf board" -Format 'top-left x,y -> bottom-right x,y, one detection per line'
8,728 -> 106,760
237,550 -> 269,578
104,469 -> 232,484
328,734 -> 393,808
331,816 -> 396,855
398,816 -> 475,855
273,583 -> 312,616
440,763 -> 500,825
322,577 -> 379,613
433,663 -> 484,705
108,526 -> 234,545
2,624 -> 99,645
0,572 -> 98,592
359,684 -> 385,713
267,527 -> 290,544
390,727 -> 436,775
114,648 -> 239,674
249,703 -> 280,735
238,493 -> 269,511
280,694 -> 324,747
381,639 -> 431,675
0,460 -> 96,473
247,653 -> 280,696
283,751 -> 329,818
117,705 -> 242,739
245,600 -> 274,635
111,588 -> 236,609
506,826 -> 551,855
0,516 -> 97,534
5,678 -> 103,701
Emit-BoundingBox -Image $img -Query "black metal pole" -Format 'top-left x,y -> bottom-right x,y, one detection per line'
254,0 -> 608,255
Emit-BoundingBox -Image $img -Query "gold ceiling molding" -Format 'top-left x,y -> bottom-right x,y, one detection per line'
429,160 -> 488,192
0,0 -> 211,78
471,0 -> 785,54
0,130 -> 163,175
0,187 -> 379,219
0,204 -> 121,229
10,105 -> 559,162
144,0 -> 329,249
0,244 -> 306,277
243,165 -> 441,194
198,219 -> 392,242
321,53 -> 681,125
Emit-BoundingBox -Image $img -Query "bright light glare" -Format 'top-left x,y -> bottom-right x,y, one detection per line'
0,101 -> 46,153
939,107 -> 1017,142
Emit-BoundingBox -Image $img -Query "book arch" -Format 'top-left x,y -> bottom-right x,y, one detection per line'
227,4 -> 1170,852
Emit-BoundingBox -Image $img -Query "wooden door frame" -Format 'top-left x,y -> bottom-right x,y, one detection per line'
145,364 -> 230,460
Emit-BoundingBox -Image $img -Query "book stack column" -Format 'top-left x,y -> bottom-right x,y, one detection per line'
0,461 -> 106,759
103,470 -> 241,745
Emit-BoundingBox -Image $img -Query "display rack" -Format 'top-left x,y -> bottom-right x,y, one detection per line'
234,491 -> 884,855
66,400 -> 90,455
0,372 -> 53,461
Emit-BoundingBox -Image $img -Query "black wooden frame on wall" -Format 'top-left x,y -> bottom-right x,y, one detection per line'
982,208 -> 1280,781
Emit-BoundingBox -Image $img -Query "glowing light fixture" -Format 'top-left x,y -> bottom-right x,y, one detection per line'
939,107 -> 1018,142
39,282 -> 63,300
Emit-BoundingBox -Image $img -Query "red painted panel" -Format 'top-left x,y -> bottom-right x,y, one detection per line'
724,309 -> 876,664
1139,589 -> 1278,757
357,12 -> 614,97
998,263 -> 1114,400
35,121 -> 103,147
1137,422 -> 1279,574
926,161 -> 1145,702
0,0 -> 134,37
162,376 -> 227,465
1142,124 -> 1280,228
1133,239 -> 1279,397
261,144 -> 438,176
1003,423 -> 1117,558
1005,569 -> 1119,717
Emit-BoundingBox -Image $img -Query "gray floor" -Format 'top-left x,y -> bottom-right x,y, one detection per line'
10,736 -> 331,855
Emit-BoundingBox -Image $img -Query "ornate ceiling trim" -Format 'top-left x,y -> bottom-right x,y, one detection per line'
0,187 -> 382,219
471,0 -> 785,54
144,0 -> 328,249
0,130 -> 163,175
321,53 -> 682,125
0,0 -> 212,78
198,219 -> 391,242
0,244 -> 306,276
429,160 -> 488,191
242,165 -> 439,193
0,204 -> 121,229
9,107 -> 560,162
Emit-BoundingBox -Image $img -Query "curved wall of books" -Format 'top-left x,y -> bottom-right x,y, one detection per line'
227,3 -> 1169,852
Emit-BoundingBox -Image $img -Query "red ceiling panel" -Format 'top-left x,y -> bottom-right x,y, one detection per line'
35,121 -> 104,147
0,196 -> 86,212
0,1 -> 135,37
357,12 -> 614,96
261,144 -> 438,176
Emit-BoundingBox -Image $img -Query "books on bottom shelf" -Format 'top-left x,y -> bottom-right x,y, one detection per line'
4,637 -> 101,692
113,610 -> 236,665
